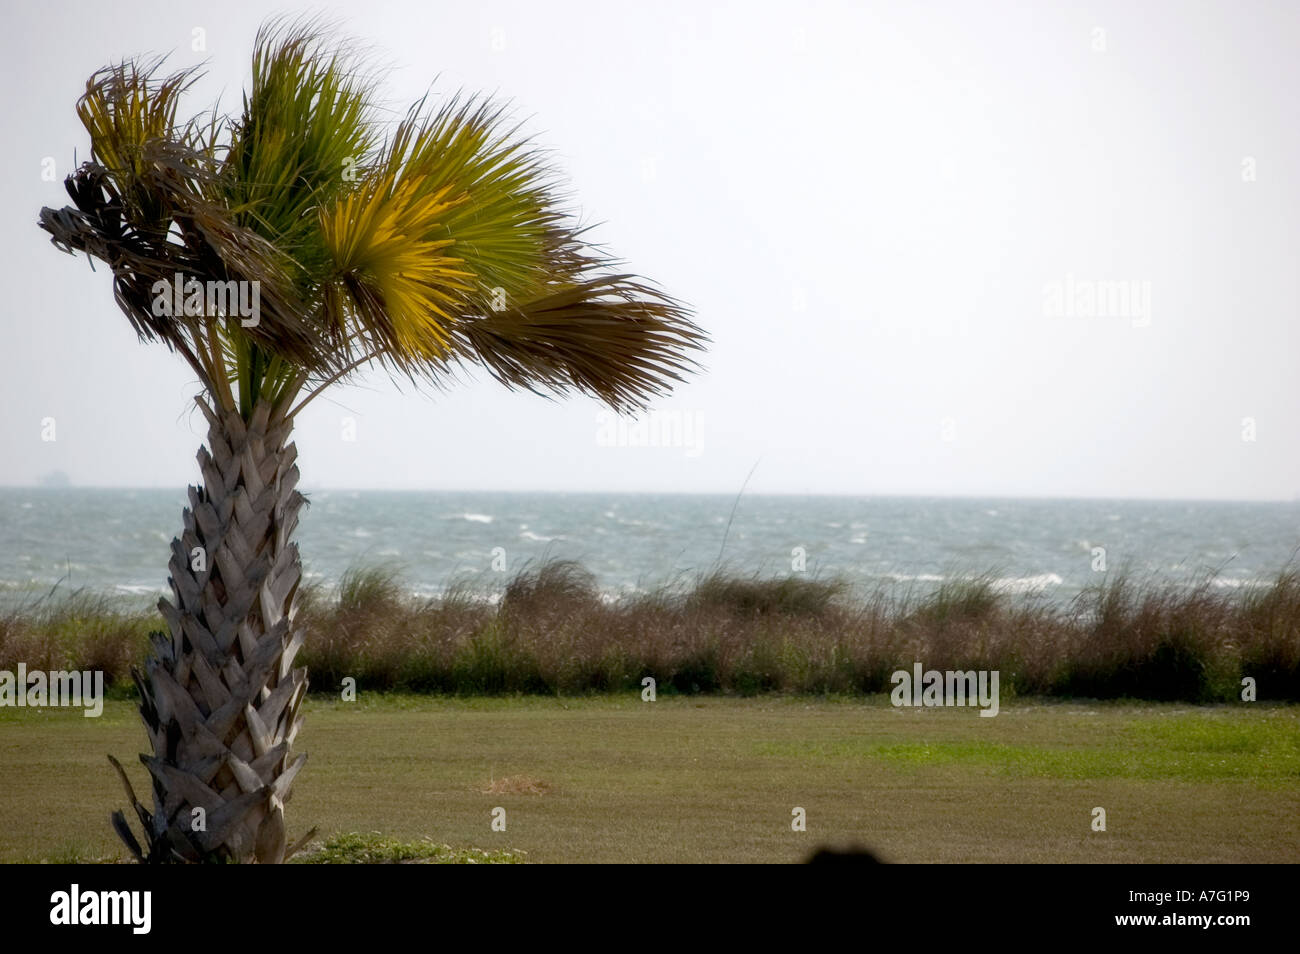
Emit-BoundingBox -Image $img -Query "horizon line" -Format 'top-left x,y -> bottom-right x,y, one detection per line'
1,484 -> 1295,505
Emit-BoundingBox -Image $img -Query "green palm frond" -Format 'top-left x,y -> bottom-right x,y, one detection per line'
224,19 -> 378,270
378,95 -> 564,305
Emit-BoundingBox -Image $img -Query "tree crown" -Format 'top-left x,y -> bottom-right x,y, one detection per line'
39,19 -> 705,419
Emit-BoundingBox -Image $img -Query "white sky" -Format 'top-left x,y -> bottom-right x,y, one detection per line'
2,0 -> 1297,499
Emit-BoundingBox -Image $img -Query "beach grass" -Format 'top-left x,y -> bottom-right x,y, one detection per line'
0,695 -> 1296,863
2,560 -> 1298,702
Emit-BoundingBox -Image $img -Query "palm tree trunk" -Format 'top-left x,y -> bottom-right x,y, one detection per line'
113,395 -> 310,863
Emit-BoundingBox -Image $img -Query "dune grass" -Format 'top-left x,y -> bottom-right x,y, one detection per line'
0,590 -> 152,684
1,695 -> 1296,863
2,560 -> 1298,702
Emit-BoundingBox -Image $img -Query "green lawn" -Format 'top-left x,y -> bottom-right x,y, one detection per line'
2,695 -> 1297,863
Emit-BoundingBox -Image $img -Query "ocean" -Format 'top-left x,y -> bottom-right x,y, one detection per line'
1,488 -> 1297,610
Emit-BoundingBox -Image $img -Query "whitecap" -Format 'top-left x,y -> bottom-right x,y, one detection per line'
991,573 -> 1063,594
1211,577 -> 1258,589
461,513 -> 493,523
520,530 -> 563,542
115,583 -> 164,596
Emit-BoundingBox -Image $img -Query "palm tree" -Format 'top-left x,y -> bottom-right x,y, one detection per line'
37,20 -> 703,864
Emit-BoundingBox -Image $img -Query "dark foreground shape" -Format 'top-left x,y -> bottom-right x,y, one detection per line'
805,845 -> 885,863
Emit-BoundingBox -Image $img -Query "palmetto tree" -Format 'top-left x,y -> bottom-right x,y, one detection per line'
38,20 -> 703,864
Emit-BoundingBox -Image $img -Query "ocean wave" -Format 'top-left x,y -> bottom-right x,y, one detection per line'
114,583 -> 166,596
460,513 -> 493,524
520,530 -> 563,542
991,573 -> 1063,594
1210,577 -> 1260,589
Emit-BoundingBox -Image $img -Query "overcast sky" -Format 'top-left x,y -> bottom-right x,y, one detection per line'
2,0 -> 1297,499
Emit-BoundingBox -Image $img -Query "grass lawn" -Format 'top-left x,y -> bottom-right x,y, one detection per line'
1,694 -> 1297,863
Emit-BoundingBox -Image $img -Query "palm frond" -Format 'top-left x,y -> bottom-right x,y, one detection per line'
75,58 -> 204,230
379,95 -> 564,307
224,17 -> 379,276
451,275 -> 705,412
318,170 -> 475,364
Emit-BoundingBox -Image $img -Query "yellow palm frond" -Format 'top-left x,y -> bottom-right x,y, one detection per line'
319,172 -> 476,361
